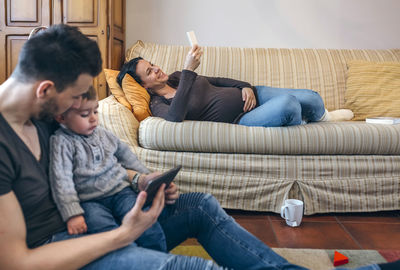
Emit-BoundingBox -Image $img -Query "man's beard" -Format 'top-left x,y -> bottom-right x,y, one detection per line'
38,98 -> 59,122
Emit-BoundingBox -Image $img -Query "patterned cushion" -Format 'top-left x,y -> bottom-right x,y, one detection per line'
345,61 -> 400,121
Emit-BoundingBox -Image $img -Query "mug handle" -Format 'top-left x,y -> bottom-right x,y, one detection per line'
280,205 -> 287,219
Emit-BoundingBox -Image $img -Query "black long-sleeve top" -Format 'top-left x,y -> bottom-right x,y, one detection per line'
149,70 -> 256,123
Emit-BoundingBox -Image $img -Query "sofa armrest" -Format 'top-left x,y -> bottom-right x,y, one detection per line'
98,96 -> 140,149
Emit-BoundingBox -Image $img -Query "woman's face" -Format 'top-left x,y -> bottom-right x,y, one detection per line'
135,60 -> 169,91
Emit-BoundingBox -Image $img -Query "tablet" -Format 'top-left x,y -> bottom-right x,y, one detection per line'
143,165 -> 182,207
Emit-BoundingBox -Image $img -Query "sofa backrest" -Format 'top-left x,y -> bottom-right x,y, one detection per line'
126,41 -> 400,111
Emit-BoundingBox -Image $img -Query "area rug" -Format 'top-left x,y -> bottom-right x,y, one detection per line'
171,245 -> 400,269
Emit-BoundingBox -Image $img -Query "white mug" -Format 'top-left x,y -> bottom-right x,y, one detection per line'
280,199 -> 304,227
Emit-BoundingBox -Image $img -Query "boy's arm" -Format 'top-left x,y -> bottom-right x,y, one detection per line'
0,187 -> 165,270
49,135 -> 84,222
103,128 -> 150,174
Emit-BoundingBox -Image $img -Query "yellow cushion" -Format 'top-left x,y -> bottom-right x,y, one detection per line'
345,61 -> 400,121
103,69 -> 132,112
122,74 -> 152,121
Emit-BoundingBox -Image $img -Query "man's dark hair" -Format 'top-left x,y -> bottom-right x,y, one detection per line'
117,57 -> 143,87
12,24 -> 102,91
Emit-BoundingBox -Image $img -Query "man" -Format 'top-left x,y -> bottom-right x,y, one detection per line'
1,24 -> 392,270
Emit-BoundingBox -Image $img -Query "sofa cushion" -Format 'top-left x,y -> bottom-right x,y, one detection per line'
138,117 -> 400,155
345,61 -> 400,121
121,73 -> 152,121
104,69 -> 132,111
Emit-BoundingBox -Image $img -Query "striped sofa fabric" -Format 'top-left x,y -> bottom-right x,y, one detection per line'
98,42 -> 400,214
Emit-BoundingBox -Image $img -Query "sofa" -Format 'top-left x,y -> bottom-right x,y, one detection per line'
98,41 -> 400,215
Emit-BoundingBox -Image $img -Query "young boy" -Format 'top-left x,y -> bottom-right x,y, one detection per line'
49,86 -> 167,251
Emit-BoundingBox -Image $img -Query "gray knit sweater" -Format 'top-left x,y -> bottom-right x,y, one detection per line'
49,126 -> 150,222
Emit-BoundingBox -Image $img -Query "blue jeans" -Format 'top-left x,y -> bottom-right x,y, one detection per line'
81,187 -> 167,252
238,86 -> 326,127
48,193 -> 379,270
49,193 -> 306,269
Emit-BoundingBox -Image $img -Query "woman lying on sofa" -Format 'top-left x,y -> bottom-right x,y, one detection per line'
117,45 -> 353,127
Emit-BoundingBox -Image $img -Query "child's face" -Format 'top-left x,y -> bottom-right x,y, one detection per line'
59,99 -> 99,136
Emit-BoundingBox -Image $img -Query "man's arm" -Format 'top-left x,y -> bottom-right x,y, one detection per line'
0,188 -> 165,270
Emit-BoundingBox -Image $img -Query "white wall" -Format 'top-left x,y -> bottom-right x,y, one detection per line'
126,0 -> 400,49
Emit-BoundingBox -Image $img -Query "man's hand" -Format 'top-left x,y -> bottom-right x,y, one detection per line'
118,185 -> 165,246
67,215 -> 88,235
242,87 -> 256,112
183,44 -> 202,71
138,172 -> 179,204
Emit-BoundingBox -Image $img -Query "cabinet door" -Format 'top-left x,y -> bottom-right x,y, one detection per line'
53,0 -> 108,99
108,0 -> 125,70
0,0 -> 51,82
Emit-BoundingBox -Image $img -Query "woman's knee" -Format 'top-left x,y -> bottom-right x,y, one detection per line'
298,89 -> 324,107
296,89 -> 325,120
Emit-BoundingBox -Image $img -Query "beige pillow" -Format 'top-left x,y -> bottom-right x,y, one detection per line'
345,61 -> 400,121
103,69 -> 132,112
122,74 -> 152,121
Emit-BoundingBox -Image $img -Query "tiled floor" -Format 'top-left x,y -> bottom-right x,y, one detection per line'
182,210 -> 400,250
228,210 -> 400,250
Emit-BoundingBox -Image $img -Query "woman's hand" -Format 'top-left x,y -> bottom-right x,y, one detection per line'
242,87 -> 256,112
183,44 -> 202,71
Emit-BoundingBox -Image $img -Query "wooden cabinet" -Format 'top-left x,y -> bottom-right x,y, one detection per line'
0,0 -> 125,99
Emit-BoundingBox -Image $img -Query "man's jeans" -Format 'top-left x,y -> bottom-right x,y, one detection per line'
49,193 -> 307,269
238,86 -> 326,127
48,193 -> 380,270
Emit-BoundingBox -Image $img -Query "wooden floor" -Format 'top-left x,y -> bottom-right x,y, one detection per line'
183,210 -> 400,250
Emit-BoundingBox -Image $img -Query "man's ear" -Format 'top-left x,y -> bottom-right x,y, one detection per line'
36,80 -> 55,99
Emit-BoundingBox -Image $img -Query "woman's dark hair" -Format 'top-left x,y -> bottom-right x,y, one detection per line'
117,57 -> 144,87
12,24 -> 102,92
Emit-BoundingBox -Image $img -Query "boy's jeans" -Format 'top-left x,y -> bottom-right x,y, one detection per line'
81,186 -> 167,252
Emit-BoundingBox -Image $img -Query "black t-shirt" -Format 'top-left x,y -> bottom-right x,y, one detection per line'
150,70 -> 256,123
0,114 -> 65,248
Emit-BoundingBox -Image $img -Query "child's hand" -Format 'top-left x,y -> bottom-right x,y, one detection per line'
67,215 -> 88,235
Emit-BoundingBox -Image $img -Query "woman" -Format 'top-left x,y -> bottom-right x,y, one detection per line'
117,45 -> 353,126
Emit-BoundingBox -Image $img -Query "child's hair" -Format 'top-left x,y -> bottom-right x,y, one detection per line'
82,86 -> 98,101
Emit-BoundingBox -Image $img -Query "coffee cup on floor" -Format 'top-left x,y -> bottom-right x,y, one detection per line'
280,199 -> 304,227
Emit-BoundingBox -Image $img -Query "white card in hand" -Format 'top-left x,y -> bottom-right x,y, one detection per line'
186,31 -> 198,46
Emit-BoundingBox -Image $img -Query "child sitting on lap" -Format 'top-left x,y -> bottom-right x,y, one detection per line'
49,86 -> 166,251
